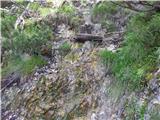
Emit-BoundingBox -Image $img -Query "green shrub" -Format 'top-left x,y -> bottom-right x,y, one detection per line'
99,50 -> 115,66
1,13 -> 17,53
1,14 -> 16,38
56,4 -> 77,27
29,2 -> 39,10
1,11 -> 53,55
101,20 -> 116,32
70,16 -> 82,29
1,11 -> 52,78
99,13 -> 160,89
58,4 -> 75,16
14,24 -> 52,54
2,54 -> 47,77
92,1 -> 118,31
1,13 -> 52,78
59,42 -> 71,56
59,42 -> 71,51
21,55 -> 47,75
92,1 -> 117,17
124,97 -> 147,120
156,47 -> 160,62
2,22 -> 52,54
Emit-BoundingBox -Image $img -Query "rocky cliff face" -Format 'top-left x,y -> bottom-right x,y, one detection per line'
1,24 -> 118,120
1,1 -> 160,120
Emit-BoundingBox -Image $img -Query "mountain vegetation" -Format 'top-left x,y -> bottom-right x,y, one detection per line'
1,1 -> 160,120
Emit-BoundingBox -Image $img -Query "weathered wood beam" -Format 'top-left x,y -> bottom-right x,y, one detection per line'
74,33 -> 103,43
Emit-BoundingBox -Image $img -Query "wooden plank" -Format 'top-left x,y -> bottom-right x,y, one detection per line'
74,33 -> 103,42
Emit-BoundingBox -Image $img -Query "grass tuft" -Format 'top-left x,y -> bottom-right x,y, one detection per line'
59,42 -> 71,56
99,13 -> 160,89
2,55 -> 47,78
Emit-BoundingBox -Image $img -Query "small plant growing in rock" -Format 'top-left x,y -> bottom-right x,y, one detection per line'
92,1 -> 117,17
70,16 -> 82,31
58,3 -> 75,15
101,20 -> 116,32
56,3 -> 76,26
59,42 -> 71,56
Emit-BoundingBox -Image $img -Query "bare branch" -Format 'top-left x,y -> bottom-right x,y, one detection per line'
14,2 -> 31,30
111,1 -> 155,12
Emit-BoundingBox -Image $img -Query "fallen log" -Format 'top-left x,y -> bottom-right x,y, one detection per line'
73,33 -> 103,43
